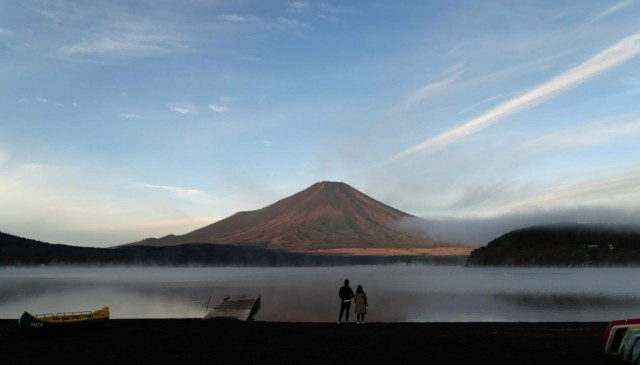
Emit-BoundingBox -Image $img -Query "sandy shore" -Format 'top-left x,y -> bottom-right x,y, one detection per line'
1,319 -> 620,364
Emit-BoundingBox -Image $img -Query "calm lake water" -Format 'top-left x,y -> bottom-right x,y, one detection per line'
2,265 -> 640,322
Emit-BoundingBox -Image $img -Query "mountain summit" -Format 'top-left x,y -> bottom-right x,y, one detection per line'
129,181 -> 467,255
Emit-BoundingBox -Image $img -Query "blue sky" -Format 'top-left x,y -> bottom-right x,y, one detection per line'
1,1 -> 639,248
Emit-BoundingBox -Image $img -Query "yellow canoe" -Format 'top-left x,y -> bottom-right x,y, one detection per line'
18,306 -> 110,333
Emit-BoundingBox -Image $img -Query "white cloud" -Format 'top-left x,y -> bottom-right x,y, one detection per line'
168,103 -> 196,114
276,17 -> 308,29
134,182 -> 213,203
118,113 -> 141,119
286,1 -> 310,13
520,114 -> 640,152
208,104 -> 229,113
423,168 -> 640,225
378,32 -> 640,166
62,36 -> 163,55
139,183 -> 201,196
59,21 -> 186,57
397,71 -> 460,112
35,97 -> 63,107
262,140 -> 274,147
317,3 -> 354,14
498,170 -> 640,215
0,28 -> 14,37
590,0 -> 633,23
217,14 -> 259,22
317,14 -> 343,24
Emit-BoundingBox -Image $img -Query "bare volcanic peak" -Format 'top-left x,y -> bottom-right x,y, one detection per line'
130,181 -> 459,253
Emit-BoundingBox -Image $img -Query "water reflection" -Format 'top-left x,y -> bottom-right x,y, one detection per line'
2,265 -> 640,322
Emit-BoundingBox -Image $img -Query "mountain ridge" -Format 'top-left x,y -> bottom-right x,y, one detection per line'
127,181 -> 461,253
0,231 -> 467,266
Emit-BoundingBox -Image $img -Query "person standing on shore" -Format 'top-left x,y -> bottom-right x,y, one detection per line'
353,285 -> 368,324
338,279 -> 354,323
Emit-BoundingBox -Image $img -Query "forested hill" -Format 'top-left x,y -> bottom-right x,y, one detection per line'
0,231 -> 464,267
466,223 -> 640,267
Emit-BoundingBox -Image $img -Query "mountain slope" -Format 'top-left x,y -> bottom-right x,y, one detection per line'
130,181 -> 458,252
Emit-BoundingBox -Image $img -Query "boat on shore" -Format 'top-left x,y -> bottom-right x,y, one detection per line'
18,306 -> 110,333
204,295 -> 260,321
604,318 -> 640,355
619,326 -> 640,362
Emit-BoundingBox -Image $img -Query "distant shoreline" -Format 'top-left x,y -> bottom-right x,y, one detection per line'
1,319 -> 615,364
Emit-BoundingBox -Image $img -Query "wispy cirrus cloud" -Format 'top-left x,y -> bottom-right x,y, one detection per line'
208,104 -> 229,113
209,96 -> 234,113
49,4 -> 187,58
519,113 -> 640,153
35,97 -> 63,107
590,0 -> 633,23
395,71 -> 461,112
498,170 -> 640,215
131,182 -> 215,204
138,183 -> 205,197
286,1 -> 310,14
168,103 -> 196,115
118,113 -> 141,119
0,28 -> 14,38
276,17 -> 308,29
441,167 -> 640,220
378,32 -> 640,166
61,32 -> 185,56
34,1 -> 189,57
217,14 -> 260,22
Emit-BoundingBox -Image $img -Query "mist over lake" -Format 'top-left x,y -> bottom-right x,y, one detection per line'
2,265 -> 640,322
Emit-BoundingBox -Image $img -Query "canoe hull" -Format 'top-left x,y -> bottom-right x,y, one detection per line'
18,306 -> 110,334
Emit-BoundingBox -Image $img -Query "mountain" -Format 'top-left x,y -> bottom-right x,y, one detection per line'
127,181 -> 464,254
465,222 -> 640,267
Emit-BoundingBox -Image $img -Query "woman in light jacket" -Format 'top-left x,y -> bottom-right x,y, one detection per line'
353,285 -> 368,324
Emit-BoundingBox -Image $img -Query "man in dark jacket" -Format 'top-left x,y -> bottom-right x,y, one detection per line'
338,279 -> 354,323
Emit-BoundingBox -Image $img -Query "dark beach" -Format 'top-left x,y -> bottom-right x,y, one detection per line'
1,319 -> 622,365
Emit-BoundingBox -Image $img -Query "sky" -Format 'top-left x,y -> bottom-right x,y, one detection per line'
1,1 -> 640,248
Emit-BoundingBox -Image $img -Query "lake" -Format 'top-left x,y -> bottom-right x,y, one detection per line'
2,265 -> 640,322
